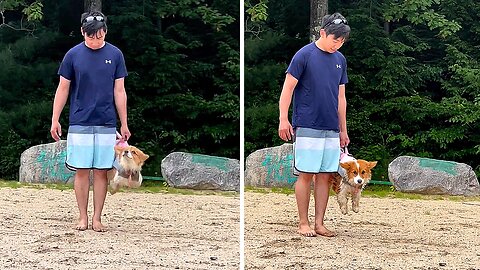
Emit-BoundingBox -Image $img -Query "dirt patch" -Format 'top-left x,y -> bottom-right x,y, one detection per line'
0,188 -> 239,269
245,192 -> 480,270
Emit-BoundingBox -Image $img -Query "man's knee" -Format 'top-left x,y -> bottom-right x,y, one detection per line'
93,169 -> 108,180
75,169 -> 90,179
297,173 -> 314,183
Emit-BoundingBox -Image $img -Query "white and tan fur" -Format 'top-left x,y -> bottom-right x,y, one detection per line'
329,159 -> 377,215
108,145 -> 149,195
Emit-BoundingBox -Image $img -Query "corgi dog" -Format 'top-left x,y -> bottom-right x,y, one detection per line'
329,150 -> 377,214
108,144 -> 149,195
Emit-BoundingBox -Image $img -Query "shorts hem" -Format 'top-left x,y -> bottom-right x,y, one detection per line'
293,166 -> 338,176
65,162 -> 113,171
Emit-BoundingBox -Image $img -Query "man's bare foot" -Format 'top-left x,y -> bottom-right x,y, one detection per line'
75,218 -> 88,231
92,220 -> 107,232
315,225 -> 336,237
298,224 -> 317,237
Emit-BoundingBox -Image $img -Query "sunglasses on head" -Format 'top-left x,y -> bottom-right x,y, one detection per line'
324,18 -> 347,28
83,15 -> 104,23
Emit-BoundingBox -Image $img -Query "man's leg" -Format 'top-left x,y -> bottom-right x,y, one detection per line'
92,169 -> 108,232
314,173 -> 336,237
295,172 -> 316,236
74,169 -> 90,230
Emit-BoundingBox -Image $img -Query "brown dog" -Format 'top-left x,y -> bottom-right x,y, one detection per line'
329,159 -> 377,214
108,145 -> 149,194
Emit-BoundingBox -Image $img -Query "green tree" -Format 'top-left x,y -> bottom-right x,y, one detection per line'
0,0 -> 239,180
245,0 -> 480,178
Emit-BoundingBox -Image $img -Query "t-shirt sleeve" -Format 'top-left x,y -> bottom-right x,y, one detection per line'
58,51 -> 73,81
115,50 -> 128,79
286,50 -> 307,80
340,57 -> 348,85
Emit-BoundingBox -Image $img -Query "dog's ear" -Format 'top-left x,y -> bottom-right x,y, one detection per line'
131,147 -> 149,162
340,161 -> 352,170
368,161 -> 378,169
139,153 -> 149,162
114,145 -> 125,155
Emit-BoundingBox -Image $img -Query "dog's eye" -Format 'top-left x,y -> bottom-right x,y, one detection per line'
132,150 -> 136,155
361,170 -> 366,174
353,171 -> 358,176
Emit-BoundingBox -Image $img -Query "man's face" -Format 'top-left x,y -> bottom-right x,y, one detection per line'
320,30 -> 345,53
82,28 -> 106,50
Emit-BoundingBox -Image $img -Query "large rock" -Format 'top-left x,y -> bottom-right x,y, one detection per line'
388,156 -> 480,196
19,140 -> 75,184
161,152 -> 240,191
245,143 -> 297,188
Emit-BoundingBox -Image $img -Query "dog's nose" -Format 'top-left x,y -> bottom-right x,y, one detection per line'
356,179 -> 363,184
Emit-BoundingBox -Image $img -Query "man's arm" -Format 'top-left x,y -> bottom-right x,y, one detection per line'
114,78 -> 131,141
50,76 -> 70,141
338,84 -> 350,147
278,73 -> 298,141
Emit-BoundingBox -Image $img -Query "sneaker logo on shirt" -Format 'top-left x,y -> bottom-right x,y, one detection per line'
105,59 -> 112,64
336,64 -> 342,69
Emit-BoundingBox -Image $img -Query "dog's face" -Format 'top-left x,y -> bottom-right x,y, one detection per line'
340,159 -> 377,186
114,145 -> 149,171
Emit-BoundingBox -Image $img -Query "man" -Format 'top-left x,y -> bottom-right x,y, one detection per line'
278,13 -> 351,237
50,11 -> 130,232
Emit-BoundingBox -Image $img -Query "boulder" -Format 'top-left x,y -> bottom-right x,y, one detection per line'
19,140 -> 75,184
388,156 -> 480,196
161,152 -> 240,191
245,143 -> 297,188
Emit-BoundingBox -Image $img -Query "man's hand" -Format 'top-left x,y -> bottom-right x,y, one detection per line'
120,125 -> 131,141
278,119 -> 294,142
340,131 -> 350,148
50,121 -> 62,141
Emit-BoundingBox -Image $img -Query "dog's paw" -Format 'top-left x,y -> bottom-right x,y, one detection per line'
109,183 -> 119,195
340,207 -> 348,215
352,207 -> 359,213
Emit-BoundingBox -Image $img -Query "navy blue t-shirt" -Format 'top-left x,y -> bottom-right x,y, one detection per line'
58,42 -> 128,127
286,42 -> 348,131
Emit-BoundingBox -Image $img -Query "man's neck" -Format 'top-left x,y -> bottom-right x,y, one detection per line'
84,41 -> 106,50
314,39 -> 327,52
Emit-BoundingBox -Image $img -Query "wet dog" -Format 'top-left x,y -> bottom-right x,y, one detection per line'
108,144 -> 149,194
329,152 -> 377,214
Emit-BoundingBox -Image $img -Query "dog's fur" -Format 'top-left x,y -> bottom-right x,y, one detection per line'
329,159 -> 377,214
108,145 -> 149,194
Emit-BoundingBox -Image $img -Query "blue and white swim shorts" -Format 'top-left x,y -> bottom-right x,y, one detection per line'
293,127 -> 341,175
66,125 -> 116,171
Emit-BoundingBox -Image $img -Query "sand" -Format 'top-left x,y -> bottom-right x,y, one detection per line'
0,188 -> 239,270
245,192 -> 480,270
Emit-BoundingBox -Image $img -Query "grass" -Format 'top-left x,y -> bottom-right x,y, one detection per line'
246,184 -> 480,202
0,179 -> 238,197
2,179 -> 478,201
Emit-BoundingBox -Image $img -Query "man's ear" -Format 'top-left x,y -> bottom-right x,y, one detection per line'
319,29 -> 327,38
80,27 -> 84,36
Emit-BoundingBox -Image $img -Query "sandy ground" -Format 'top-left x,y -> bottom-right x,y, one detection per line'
245,192 -> 480,270
0,188 -> 239,270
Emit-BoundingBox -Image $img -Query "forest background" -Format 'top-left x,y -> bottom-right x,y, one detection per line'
245,0 -> 480,180
0,0 -> 239,180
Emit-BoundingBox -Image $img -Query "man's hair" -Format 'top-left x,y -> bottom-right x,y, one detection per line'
321,12 -> 350,40
80,11 -> 107,37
